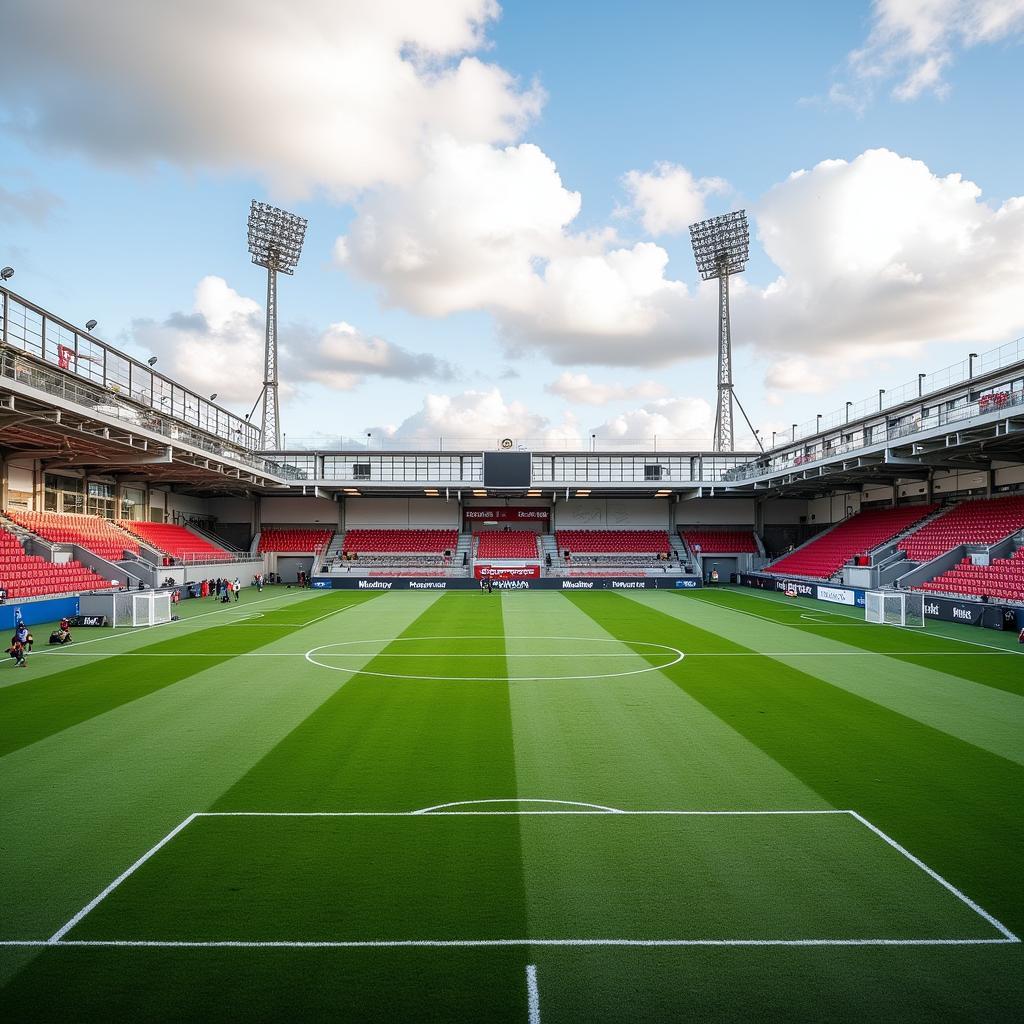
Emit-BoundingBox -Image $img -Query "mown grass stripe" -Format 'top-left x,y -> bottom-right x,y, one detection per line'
568,591 -> 1024,939
0,591 -> 373,760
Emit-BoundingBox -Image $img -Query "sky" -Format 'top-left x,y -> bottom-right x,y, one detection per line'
1,0 -> 1022,451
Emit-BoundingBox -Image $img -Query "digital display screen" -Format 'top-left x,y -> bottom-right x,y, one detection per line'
483,451 -> 532,488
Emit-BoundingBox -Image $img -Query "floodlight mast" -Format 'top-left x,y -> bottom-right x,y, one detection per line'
688,210 -> 750,452
246,200 -> 308,449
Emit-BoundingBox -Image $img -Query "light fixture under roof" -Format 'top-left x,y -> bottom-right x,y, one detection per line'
473,489 -> 487,496
575,489 -> 591,496
424,488 -> 439,495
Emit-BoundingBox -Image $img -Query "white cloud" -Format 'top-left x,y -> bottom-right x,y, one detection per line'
590,397 -> 714,445
546,372 -> 668,405
748,148 -> 1024,354
840,0 -> 1024,105
619,162 -> 730,236
763,357 -> 833,394
369,387 -> 581,445
130,276 -> 453,405
342,142 -> 1024,370
340,136 -> 706,365
0,0 -> 543,196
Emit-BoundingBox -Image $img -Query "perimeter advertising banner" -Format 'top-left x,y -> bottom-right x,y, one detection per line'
737,572 -> 1015,630
313,576 -> 702,591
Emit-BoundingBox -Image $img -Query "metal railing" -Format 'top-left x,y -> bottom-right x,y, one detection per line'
725,388 -> 1024,483
0,347 -> 292,481
783,335 -> 1024,446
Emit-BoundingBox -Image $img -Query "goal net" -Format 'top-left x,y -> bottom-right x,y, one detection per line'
865,591 -> 925,628
131,592 -> 173,627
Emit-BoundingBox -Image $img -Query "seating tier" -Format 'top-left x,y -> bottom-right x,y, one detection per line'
343,529 -> 457,554
117,521 -> 229,560
556,530 -> 671,554
768,505 -> 937,580
476,531 -> 539,559
682,529 -> 758,554
258,528 -> 333,553
0,526 -> 115,598
898,496 -> 1024,563
6,509 -> 139,563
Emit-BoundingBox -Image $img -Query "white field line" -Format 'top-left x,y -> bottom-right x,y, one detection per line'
36,805 -> 1017,948
846,810 -> 1020,943
695,588 -> 1024,657
40,650 -> 1017,659
526,964 -> 541,1024
4,937 -> 1015,949
412,798 -> 627,814
47,814 -> 198,944
31,591 -> 314,658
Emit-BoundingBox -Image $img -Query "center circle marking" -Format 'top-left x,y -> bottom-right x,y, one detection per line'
304,635 -> 685,681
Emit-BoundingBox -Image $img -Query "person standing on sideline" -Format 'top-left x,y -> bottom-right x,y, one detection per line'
233,577 -> 241,601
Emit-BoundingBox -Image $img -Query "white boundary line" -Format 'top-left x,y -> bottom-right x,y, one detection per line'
692,587 -> 1024,656
846,810 -> 1019,942
30,590 -> 317,658
526,964 -> 541,1024
305,636 -> 685,682
46,813 -> 199,944
33,802 -> 1018,948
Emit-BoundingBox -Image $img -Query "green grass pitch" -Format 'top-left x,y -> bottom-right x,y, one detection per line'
0,585 -> 1021,1022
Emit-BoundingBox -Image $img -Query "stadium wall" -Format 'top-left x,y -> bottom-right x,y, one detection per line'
671,497 -> 755,525
553,498 -> 667,529
344,496 -> 459,529
262,495 -> 339,525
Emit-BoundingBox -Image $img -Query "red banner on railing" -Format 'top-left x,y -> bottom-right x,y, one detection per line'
464,507 -> 549,521
474,564 -> 542,579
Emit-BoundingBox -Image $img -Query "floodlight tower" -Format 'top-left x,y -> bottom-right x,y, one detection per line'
689,210 -> 750,452
247,200 -> 308,450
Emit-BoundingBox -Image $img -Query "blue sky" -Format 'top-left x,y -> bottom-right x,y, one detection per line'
1,0 -> 1022,449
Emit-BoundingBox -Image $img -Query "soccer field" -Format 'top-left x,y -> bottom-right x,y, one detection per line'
1,586 -> 1021,1022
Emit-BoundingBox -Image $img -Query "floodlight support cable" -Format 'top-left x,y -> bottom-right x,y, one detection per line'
732,389 -> 764,452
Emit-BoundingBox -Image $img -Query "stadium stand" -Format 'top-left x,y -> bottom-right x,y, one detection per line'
5,509 -> 139,563
343,529 -> 457,554
897,495 -> 1024,562
0,524 -> 115,597
916,549 -> 1024,601
681,529 -> 758,553
117,521 -> 229,561
258,528 -> 333,553
476,531 -> 539,559
767,504 -> 937,579
556,530 -> 671,554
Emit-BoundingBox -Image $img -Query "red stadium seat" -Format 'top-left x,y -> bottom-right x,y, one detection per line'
116,521 -> 229,560
343,529 -> 458,554
681,529 -> 758,554
0,524 -> 115,598
5,509 -> 139,563
476,531 -> 539,559
768,505 -> 937,580
556,530 -> 671,554
258,528 -> 333,553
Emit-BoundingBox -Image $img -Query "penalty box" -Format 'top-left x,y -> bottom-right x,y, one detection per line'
46,808 -> 1017,948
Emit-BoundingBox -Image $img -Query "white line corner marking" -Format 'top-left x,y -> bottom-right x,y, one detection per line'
36,805 -> 1019,948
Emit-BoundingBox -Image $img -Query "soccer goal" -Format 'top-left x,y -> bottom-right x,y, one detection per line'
865,591 -> 925,628
132,591 -> 172,627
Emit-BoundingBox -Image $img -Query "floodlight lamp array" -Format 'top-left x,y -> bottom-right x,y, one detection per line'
247,201 -> 308,275
689,210 -> 750,280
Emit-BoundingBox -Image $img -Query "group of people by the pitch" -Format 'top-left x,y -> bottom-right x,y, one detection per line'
197,577 -> 242,603
6,613 -> 74,668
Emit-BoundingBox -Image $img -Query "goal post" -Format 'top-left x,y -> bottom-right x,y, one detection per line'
131,592 -> 172,628
866,590 -> 925,628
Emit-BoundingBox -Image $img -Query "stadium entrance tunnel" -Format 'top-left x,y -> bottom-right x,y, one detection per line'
304,635 -> 684,681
